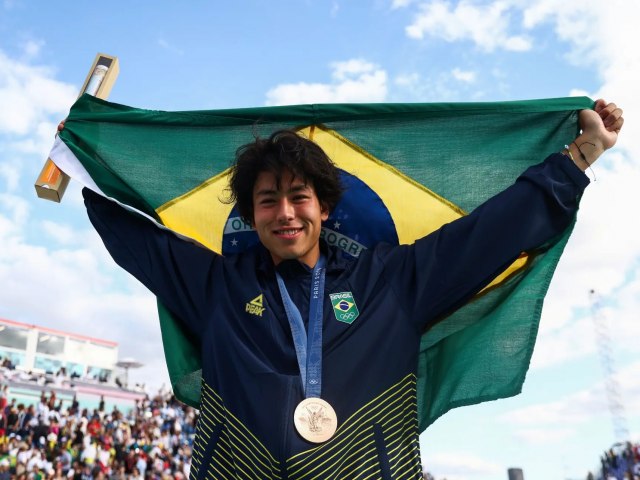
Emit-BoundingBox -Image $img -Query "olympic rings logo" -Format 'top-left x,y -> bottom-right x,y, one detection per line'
340,311 -> 356,321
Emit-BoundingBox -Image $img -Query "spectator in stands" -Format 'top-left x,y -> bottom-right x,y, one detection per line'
130,466 -> 143,480
0,459 -> 9,480
4,402 -> 17,433
109,464 -> 126,480
54,367 -> 68,388
1,358 -> 14,370
56,446 -> 72,476
70,395 -> 79,415
0,385 -> 7,414
17,405 -> 33,438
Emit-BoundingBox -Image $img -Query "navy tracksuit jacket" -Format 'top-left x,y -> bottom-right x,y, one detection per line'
84,153 -> 588,479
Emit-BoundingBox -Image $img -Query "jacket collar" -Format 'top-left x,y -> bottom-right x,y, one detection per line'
256,240 -> 352,276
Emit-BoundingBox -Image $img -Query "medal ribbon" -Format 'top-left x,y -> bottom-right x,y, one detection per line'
275,255 -> 326,398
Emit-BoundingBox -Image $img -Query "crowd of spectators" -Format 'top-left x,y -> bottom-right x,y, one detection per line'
0,386 -> 196,479
0,361 -> 146,395
590,442 -> 640,480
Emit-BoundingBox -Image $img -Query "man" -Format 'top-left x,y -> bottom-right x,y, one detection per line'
0,459 -> 9,480
74,101 -> 622,479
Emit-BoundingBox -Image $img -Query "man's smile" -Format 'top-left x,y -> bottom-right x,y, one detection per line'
274,227 -> 303,237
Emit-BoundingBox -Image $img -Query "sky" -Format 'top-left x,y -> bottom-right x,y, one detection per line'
0,0 -> 638,479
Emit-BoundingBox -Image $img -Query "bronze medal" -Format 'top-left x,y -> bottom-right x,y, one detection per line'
293,397 -> 338,443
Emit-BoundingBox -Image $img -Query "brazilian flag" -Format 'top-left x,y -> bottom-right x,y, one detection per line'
50,94 -> 592,431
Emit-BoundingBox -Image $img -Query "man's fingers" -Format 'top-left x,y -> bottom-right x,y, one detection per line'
603,107 -> 624,130
598,102 -> 617,119
608,115 -> 624,133
593,101 -> 624,133
594,98 -> 608,112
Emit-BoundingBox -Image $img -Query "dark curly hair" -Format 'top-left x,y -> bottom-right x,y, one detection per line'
227,129 -> 343,224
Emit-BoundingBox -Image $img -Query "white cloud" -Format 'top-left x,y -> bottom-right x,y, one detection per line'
511,426 -> 575,445
0,50 -> 76,136
41,219 -> 78,245
533,194 -> 640,364
391,0 -> 417,9
0,192 -> 30,228
394,72 -> 454,100
395,72 -> 420,88
265,59 -> 387,105
519,0 -> 640,152
569,88 -> 591,98
530,317 -> 596,369
522,0 -> 606,66
0,163 -> 20,191
426,452 -> 502,480
525,1 -> 640,140
7,120 -> 61,159
531,151 -> 640,367
502,385 -> 608,428
615,361 -> 640,418
503,360 -> 640,441
451,67 -> 476,83
405,0 -> 532,52
394,70 -> 485,101
22,39 -> 45,60
331,59 -> 377,81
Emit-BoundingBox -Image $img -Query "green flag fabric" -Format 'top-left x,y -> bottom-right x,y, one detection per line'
50,94 -> 592,431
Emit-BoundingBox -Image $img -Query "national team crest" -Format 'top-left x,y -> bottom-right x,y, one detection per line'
330,292 -> 360,324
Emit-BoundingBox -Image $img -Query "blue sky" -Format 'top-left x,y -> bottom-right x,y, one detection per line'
1,1 -> 639,479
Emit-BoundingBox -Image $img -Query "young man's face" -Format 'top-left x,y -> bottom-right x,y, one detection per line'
252,169 -> 328,268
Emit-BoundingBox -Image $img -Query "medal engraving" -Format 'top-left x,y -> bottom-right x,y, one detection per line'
294,398 -> 338,443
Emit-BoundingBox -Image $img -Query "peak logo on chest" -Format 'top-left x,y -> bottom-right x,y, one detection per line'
246,294 -> 266,317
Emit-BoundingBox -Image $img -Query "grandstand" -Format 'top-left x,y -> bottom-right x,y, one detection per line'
0,317 -> 144,412
0,318 -> 185,478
